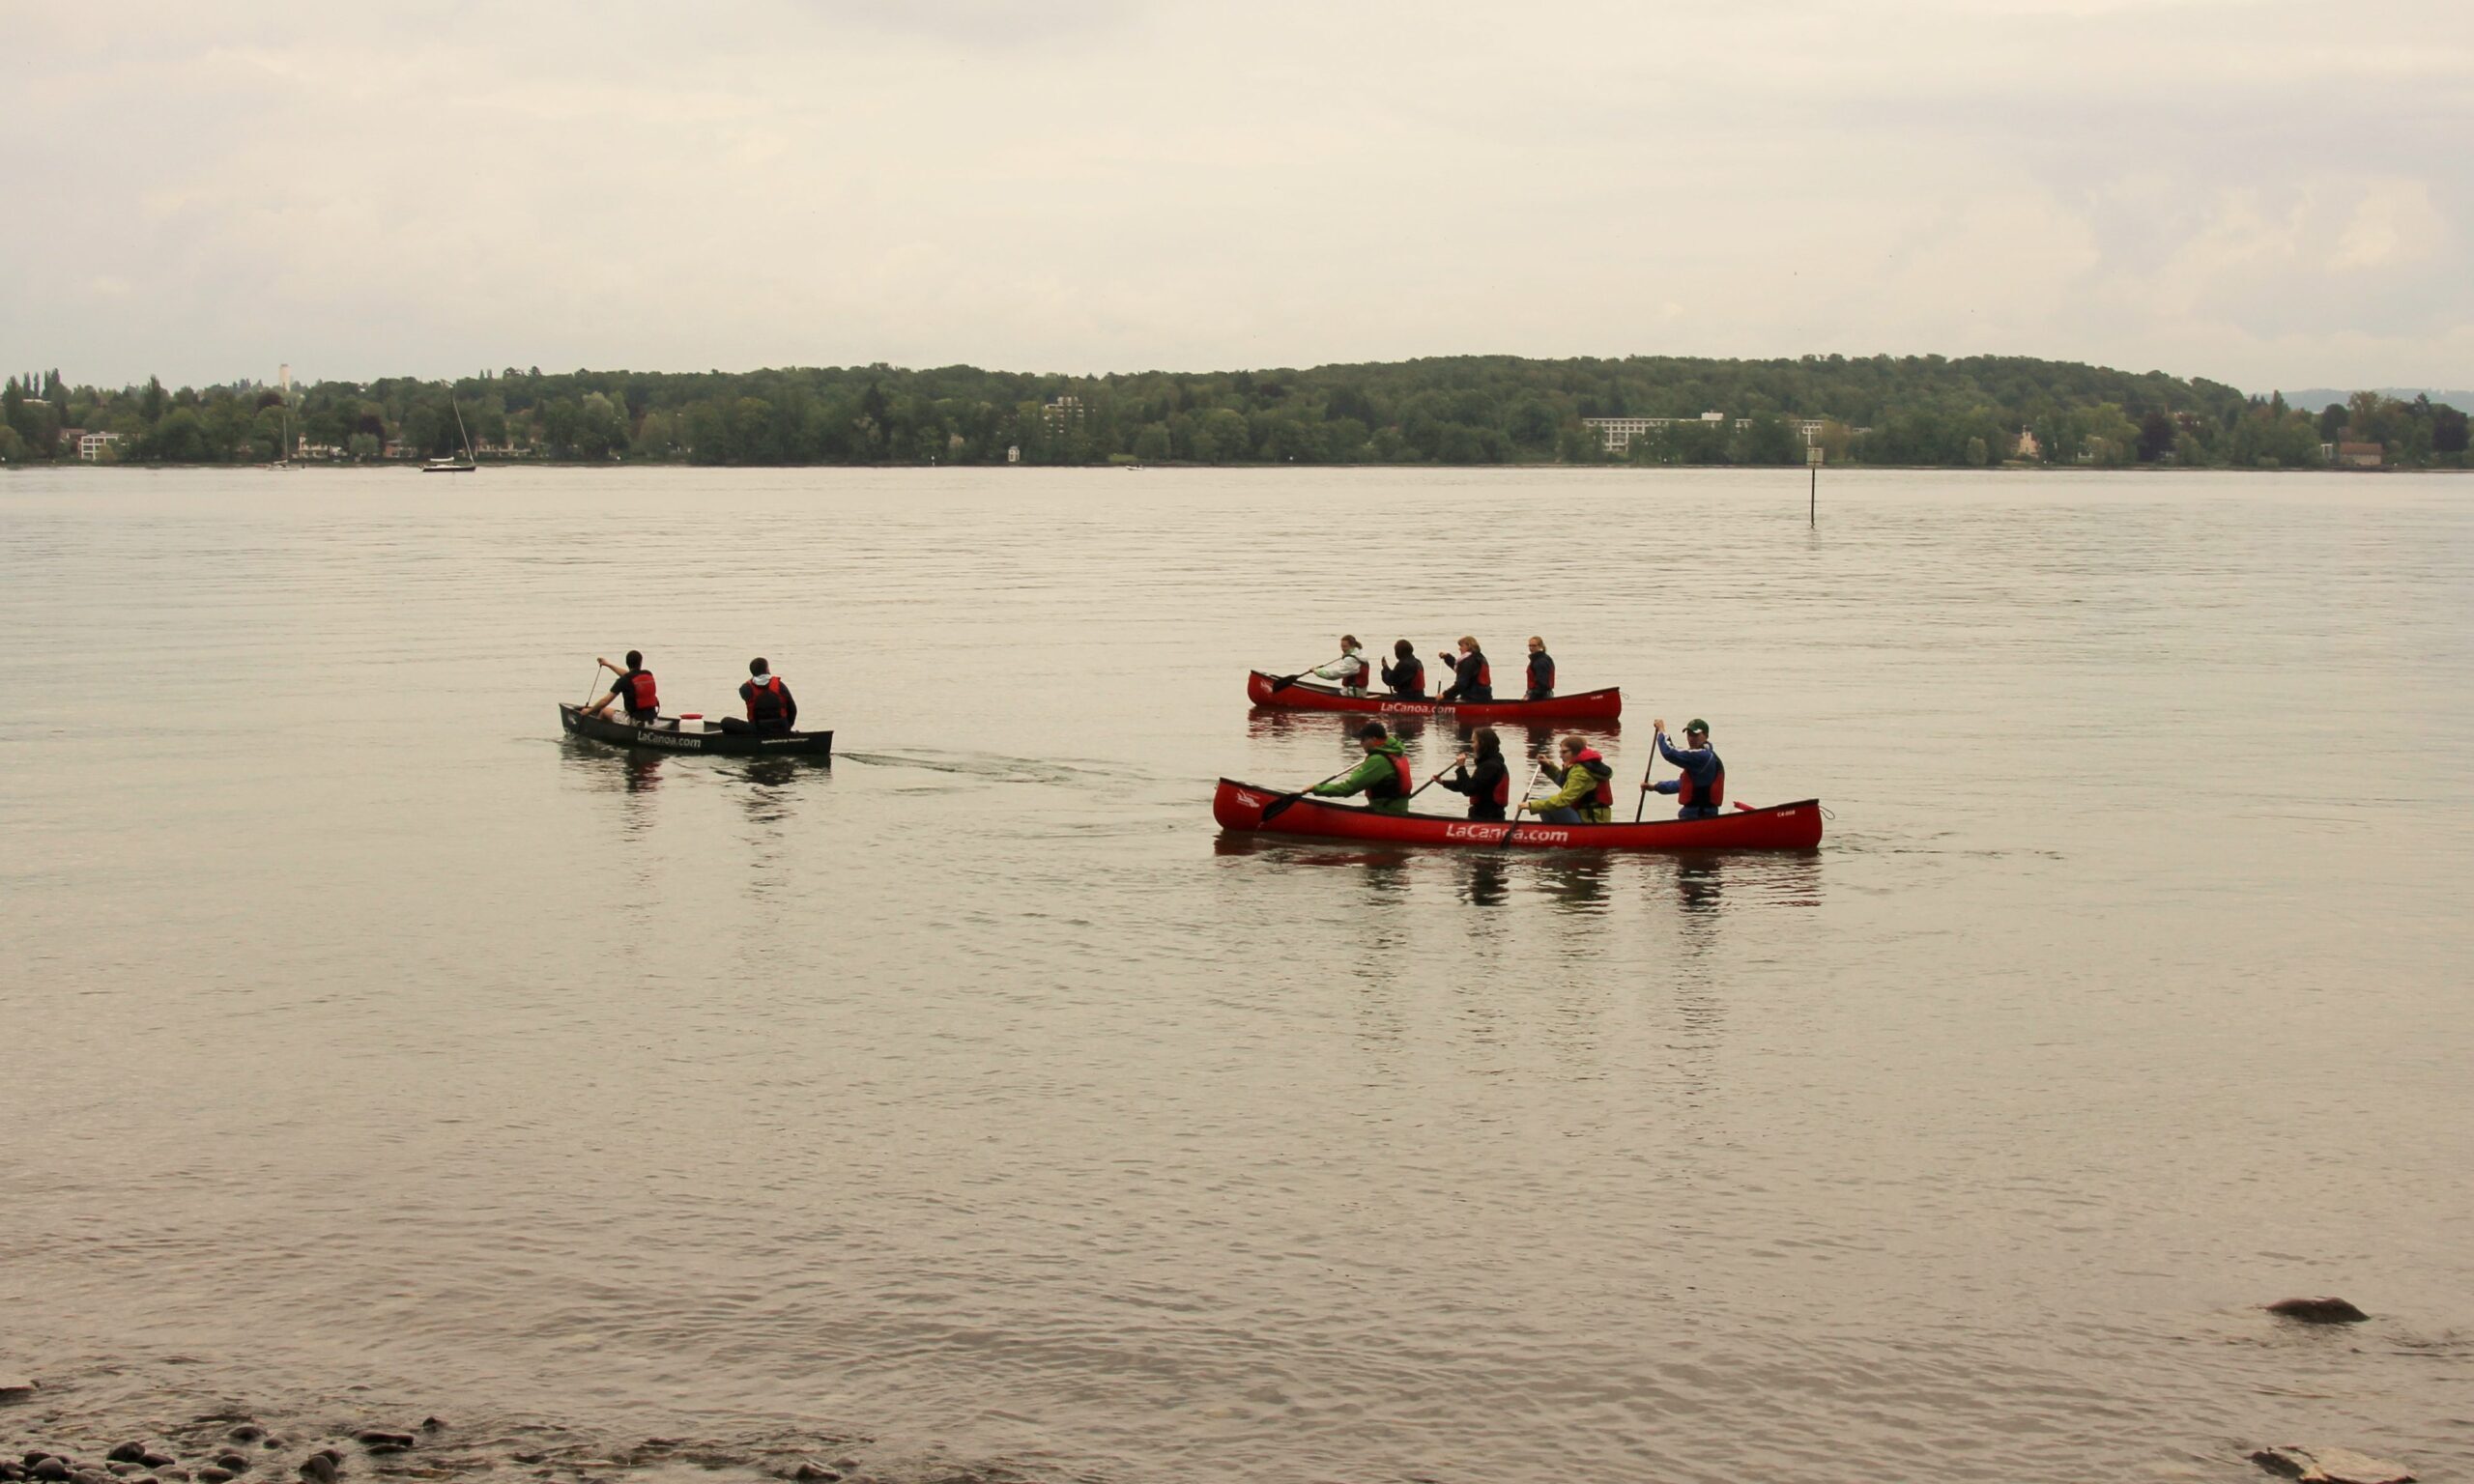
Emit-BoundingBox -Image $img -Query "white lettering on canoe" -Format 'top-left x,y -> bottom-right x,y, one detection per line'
1443,823 -> 1568,843
1382,701 -> 1451,713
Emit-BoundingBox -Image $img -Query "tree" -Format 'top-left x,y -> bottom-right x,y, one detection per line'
1132,422 -> 1170,462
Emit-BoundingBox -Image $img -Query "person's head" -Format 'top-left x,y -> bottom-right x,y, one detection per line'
1559,732 -> 1587,761
749,657 -> 769,677
624,649 -> 643,670
1394,639 -> 1415,659
1527,635 -> 1545,653
1457,635 -> 1478,653
1471,726 -> 1502,759
1340,634 -> 1361,653
1356,721 -> 1389,750
1685,718 -> 1711,744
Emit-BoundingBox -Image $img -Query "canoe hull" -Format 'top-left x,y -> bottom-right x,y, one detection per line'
1246,671 -> 1621,722
559,703 -> 833,758
1213,778 -> 1821,850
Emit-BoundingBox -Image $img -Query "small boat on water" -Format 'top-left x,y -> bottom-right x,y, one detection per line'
559,703 -> 834,758
1213,778 -> 1823,850
422,398 -> 479,472
1246,670 -> 1622,723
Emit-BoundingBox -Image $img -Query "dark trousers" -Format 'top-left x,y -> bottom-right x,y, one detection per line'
719,716 -> 791,735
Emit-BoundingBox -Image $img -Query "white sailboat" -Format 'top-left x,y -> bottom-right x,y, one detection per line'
422,398 -> 478,472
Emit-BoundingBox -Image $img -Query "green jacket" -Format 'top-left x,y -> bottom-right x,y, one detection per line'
1312,740 -> 1411,814
1529,755 -> 1615,821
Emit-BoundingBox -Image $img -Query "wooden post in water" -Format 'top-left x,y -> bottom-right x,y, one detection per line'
1807,443 -> 1822,526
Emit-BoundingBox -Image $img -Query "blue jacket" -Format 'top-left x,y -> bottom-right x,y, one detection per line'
1652,733 -> 1722,802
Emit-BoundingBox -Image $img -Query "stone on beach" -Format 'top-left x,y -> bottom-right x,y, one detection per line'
138,1457 -> 173,1471
0,1379 -> 37,1401
32,1462 -> 72,1482
294,1455 -> 335,1484
221,1431 -> 260,1447
104,1450 -> 147,1468
789,1464 -> 841,1482
194,1470 -> 233,1483
2250,1445 -> 2415,1483
2265,1297 -> 2371,1324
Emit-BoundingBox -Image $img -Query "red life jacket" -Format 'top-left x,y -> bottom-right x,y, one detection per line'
1571,748 -> 1615,809
745,675 -> 788,723
623,671 -> 659,714
1391,656 -> 1424,696
1487,760 -> 1510,807
1675,750 -> 1726,810
1364,750 -> 1413,803
1475,656 -> 1492,689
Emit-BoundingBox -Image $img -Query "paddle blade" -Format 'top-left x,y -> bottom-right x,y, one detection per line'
1259,790 -> 1309,822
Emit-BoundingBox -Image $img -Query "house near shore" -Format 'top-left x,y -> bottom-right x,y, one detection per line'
1583,412 -> 1830,453
2335,441 -> 2383,468
76,430 -> 121,461
2013,426 -> 2042,459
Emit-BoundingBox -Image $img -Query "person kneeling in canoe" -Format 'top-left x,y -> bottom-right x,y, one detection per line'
1437,726 -> 1511,821
1645,718 -> 1725,819
721,657 -> 798,735
1524,733 -> 1616,823
1436,636 -> 1493,702
1309,722 -> 1414,814
584,650 -> 659,726
1524,636 -> 1555,700
1311,635 -> 1371,697
1379,640 -> 1425,699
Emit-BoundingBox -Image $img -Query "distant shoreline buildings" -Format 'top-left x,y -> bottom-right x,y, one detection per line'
1583,412 -> 1831,453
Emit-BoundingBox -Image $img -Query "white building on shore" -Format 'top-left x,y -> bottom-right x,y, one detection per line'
1583,412 -> 1829,452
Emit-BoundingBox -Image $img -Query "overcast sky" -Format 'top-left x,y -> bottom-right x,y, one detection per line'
8,0 -> 2469,392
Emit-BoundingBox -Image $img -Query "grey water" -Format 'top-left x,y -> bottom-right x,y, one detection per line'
3,467 -> 2469,1483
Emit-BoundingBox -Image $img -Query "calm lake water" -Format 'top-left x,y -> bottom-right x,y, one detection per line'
3,467 -> 2469,1484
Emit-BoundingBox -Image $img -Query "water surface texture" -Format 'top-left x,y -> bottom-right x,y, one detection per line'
4,468 -> 2469,1482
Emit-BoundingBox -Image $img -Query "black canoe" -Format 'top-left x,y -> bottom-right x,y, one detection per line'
558,703 -> 834,758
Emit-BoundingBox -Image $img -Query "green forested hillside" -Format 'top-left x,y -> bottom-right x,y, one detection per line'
6,354 -> 2467,469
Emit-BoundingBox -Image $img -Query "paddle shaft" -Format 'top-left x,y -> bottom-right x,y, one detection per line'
1259,766 -> 1353,823
1269,654 -> 1348,693
1404,763 -> 1458,803
1633,735 -> 1658,823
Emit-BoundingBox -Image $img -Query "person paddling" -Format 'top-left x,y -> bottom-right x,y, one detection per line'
723,657 -> 798,735
1379,640 -> 1426,699
1308,722 -> 1414,814
1436,636 -> 1493,702
1310,636 -> 1371,697
584,650 -> 659,725
1645,718 -> 1725,819
1524,733 -> 1616,823
1524,636 -> 1556,700
1437,726 -> 1511,821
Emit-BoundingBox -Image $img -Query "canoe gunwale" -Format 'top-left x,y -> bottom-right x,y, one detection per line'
1212,777 -> 1821,850
1245,670 -> 1623,722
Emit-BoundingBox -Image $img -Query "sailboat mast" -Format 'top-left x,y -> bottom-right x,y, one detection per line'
452,397 -> 475,464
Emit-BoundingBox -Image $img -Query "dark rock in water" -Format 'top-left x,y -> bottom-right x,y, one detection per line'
138,1457 -> 172,1472
209,1457 -> 247,1474
349,1437 -> 412,1454
220,1432 -> 260,1448
2266,1297 -> 2371,1324
789,1464 -> 842,1482
0,1378 -> 37,1401
294,1456 -> 335,1484
105,1449 -> 148,1468
195,1470 -> 234,1483
32,1461 -> 72,1482
2250,1445 -> 2415,1483
415,1422 -> 443,1436
508,1455 -> 544,1467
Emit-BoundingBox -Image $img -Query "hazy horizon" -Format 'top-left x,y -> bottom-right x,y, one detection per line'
10,1 -> 2469,392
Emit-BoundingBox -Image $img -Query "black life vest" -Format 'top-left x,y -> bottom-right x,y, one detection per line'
1390,656 -> 1425,696
1528,652 -> 1555,699
623,671 -> 659,714
745,675 -> 788,723
1675,750 -> 1726,810
1365,751 -> 1413,803
1570,748 -> 1615,809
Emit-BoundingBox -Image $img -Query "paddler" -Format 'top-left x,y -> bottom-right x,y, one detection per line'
1379,639 -> 1426,698
1309,636 -> 1371,696
583,650 -> 660,725
721,657 -> 797,734
1309,721 -> 1414,814
1435,635 -> 1493,702
1524,636 -> 1556,700
1524,733 -> 1616,823
1645,717 -> 1725,819
1436,725 -> 1511,821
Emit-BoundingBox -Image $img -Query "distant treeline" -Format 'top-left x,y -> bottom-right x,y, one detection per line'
6,354 -> 2469,470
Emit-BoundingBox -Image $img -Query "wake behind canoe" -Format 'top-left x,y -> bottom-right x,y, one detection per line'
1213,778 -> 1821,850
1245,671 -> 1622,723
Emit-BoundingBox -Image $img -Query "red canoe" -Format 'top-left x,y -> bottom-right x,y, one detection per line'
1214,778 -> 1824,850
1246,670 -> 1623,722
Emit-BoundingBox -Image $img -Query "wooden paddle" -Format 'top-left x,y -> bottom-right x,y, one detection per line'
1633,734 -> 1659,822
1267,655 -> 1344,694
1404,762 -> 1459,804
1259,766 -> 1353,823
1496,758 -> 1547,849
